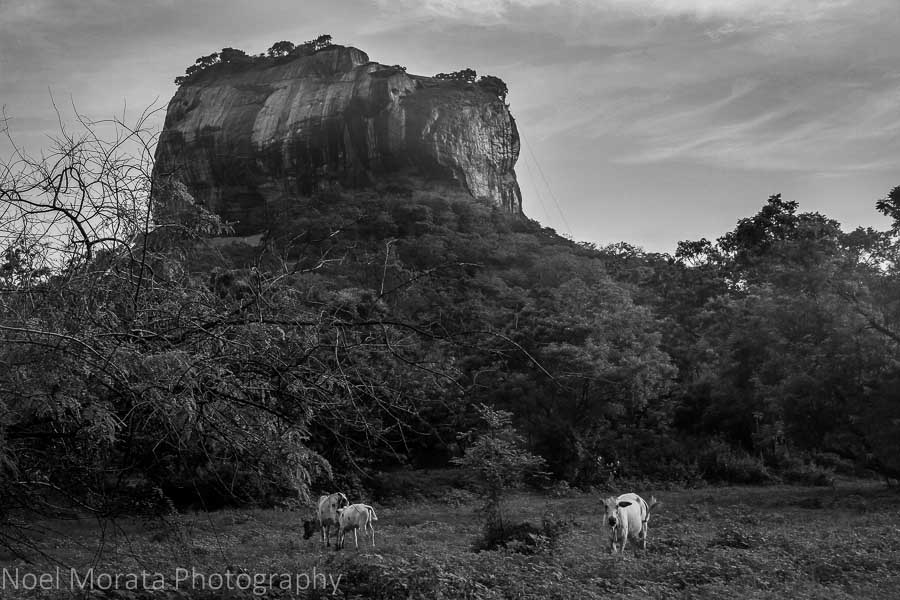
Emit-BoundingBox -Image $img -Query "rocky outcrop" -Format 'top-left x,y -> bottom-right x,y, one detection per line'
153,45 -> 521,233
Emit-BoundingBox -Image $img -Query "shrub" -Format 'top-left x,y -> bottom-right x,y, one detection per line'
548,479 -> 576,498
473,510 -> 569,554
781,461 -> 835,487
697,439 -> 775,484
810,451 -> 858,476
475,520 -> 543,553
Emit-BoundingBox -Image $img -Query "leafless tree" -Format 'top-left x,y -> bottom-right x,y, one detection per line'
1,99 -> 163,276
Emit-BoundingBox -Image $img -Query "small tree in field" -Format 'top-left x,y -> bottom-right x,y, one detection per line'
453,404 -> 546,535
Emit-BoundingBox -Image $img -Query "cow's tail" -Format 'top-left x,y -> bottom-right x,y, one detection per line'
367,505 -> 378,521
647,496 -> 660,513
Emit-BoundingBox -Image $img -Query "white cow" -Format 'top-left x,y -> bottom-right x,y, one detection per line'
602,492 -> 658,554
310,492 -> 349,547
336,503 -> 378,549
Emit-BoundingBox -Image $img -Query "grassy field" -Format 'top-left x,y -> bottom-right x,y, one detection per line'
2,480 -> 899,599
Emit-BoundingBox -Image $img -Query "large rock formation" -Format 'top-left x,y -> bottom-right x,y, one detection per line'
153,45 -> 522,234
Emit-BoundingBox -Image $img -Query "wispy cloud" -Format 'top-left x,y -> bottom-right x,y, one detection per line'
613,74 -> 900,172
398,0 -> 900,175
602,0 -> 856,22
376,0 -> 861,23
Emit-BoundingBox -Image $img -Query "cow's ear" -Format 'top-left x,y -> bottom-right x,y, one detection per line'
618,501 -> 632,508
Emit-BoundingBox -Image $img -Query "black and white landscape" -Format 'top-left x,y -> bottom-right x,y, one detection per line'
1,2 -> 899,598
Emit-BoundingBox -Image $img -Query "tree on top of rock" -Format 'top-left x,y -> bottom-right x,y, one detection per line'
434,68 -> 477,83
290,34 -> 335,57
478,75 -> 508,101
195,51 -> 221,69
267,41 -> 296,58
313,34 -> 333,49
219,47 -> 251,64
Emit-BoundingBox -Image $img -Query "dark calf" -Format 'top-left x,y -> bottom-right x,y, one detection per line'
302,519 -> 319,540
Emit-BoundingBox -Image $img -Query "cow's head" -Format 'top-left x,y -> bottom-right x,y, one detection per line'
302,519 -> 318,539
603,496 -> 633,528
334,493 -> 349,511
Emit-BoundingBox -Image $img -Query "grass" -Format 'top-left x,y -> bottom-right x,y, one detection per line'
2,480 -> 899,598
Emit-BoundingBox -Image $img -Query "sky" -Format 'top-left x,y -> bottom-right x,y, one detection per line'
2,0 -> 898,253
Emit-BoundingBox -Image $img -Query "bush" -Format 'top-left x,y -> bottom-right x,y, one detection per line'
473,510 -> 569,554
475,520 -> 543,553
698,440 -> 775,484
781,461 -> 835,487
548,479 -> 576,498
809,451 -> 858,476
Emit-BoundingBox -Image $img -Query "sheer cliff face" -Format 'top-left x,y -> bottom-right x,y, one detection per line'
153,46 -> 522,233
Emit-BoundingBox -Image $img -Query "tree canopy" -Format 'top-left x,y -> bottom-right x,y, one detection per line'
174,35 -> 335,86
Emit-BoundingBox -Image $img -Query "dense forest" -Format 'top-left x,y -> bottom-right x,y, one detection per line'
2,109 -> 899,551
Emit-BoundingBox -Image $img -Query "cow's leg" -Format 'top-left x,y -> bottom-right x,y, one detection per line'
620,527 -> 629,553
354,529 -> 359,549
641,521 -> 649,549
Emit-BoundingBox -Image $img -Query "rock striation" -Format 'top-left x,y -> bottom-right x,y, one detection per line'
153,45 -> 522,233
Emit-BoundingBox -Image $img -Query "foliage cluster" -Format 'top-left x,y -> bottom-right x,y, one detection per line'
604,192 -> 900,483
173,35 -> 333,86
434,68 -> 477,83
256,183 -> 680,485
433,69 -> 510,100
